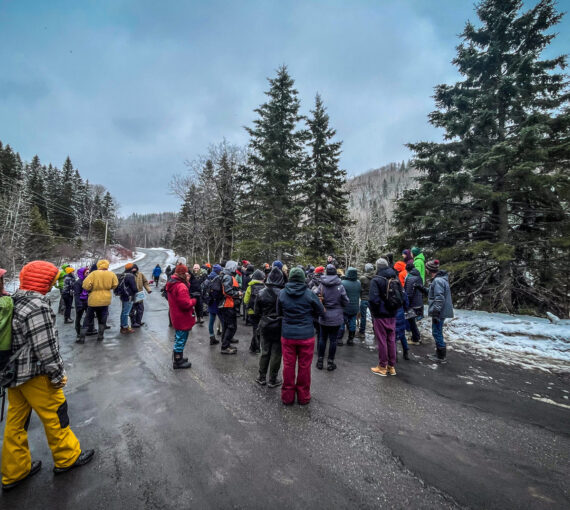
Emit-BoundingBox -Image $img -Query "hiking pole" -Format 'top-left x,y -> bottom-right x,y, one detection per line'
0,387 -> 5,422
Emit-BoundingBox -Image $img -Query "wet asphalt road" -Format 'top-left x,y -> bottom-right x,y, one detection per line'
1,249 -> 569,509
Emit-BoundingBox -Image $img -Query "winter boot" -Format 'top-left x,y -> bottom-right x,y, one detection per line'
255,374 -> 266,385
173,352 -> 191,369
387,365 -> 397,376
347,331 -> 355,345
316,358 -> 324,370
327,360 -> 337,371
357,331 -> 365,339
120,327 -> 135,334
371,365 -> 387,376
97,324 -> 105,341
403,349 -> 409,361
428,348 -> 447,363
210,335 -> 220,345
267,378 -> 283,388
77,328 -> 87,344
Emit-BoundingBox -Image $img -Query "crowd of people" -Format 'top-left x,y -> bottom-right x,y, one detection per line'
0,246 -> 454,491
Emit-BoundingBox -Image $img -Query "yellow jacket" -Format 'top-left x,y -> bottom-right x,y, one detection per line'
134,271 -> 151,293
82,260 -> 118,307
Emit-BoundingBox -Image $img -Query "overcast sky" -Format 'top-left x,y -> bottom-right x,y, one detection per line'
1,0 -> 568,215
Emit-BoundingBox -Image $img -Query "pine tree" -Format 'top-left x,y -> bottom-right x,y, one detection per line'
390,0 -> 569,315
244,65 -> 307,259
26,155 -> 49,220
302,93 -> 350,258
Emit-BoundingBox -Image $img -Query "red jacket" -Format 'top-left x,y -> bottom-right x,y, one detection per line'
166,275 -> 196,331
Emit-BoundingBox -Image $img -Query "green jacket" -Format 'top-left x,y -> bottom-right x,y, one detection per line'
243,279 -> 264,315
414,253 -> 425,283
56,263 -> 70,290
0,296 -> 13,351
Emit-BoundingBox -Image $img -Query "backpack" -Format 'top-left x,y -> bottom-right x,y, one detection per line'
113,273 -> 126,297
202,275 -> 222,305
379,276 -> 404,313
0,296 -> 14,372
247,283 -> 264,311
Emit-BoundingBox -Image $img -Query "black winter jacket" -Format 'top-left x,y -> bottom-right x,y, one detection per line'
368,267 -> 399,319
404,268 -> 424,310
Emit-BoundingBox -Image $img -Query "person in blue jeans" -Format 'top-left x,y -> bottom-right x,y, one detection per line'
338,267 -> 361,345
204,264 -> 223,345
425,259 -> 454,362
119,263 -> 138,334
358,263 -> 374,338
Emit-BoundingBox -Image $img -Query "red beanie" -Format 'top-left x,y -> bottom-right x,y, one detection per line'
315,266 -> 325,274
175,264 -> 188,275
20,261 -> 59,294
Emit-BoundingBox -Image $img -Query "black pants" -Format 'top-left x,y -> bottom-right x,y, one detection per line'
62,293 -> 74,320
82,306 -> 109,331
318,324 -> 340,361
218,307 -> 237,349
249,315 -> 260,352
130,301 -> 144,325
409,317 -> 421,342
75,302 -> 88,335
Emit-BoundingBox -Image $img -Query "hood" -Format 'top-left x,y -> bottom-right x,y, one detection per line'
266,267 -> 285,287
207,271 -> 219,280
252,269 -> 265,281
435,270 -> 449,281
415,252 -> 425,262
225,260 -> 238,273
212,264 -> 222,274
284,280 -> 307,297
320,274 -> 341,287
133,264 -> 139,271
393,261 -> 407,273
97,259 -> 110,270
376,267 -> 397,279
408,267 -> 421,278
77,267 -> 87,280
345,267 -> 358,281
246,264 -> 254,274
364,263 -> 374,273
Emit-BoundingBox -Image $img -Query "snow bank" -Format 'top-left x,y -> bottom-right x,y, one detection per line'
419,309 -> 570,374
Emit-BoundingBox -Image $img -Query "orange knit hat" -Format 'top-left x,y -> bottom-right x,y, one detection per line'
20,261 -> 60,295
125,263 -> 134,270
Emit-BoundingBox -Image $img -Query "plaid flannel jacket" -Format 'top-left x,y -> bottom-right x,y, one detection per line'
9,290 -> 65,387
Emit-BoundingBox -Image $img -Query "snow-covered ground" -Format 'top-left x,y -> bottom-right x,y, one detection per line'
434,309 -> 570,374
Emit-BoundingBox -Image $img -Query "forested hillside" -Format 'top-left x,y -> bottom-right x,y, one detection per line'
0,141 -> 119,274
116,212 -> 176,250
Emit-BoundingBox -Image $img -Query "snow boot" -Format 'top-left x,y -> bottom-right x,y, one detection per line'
267,378 -> 283,388
173,352 -> 191,369
316,358 -> 324,370
403,349 -> 409,361
210,335 -> 220,345
255,375 -> 266,385
327,360 -> 337,371
347,331 -> 355,345
97,324 -> 105,341
428,348 -> 447,363
77,328 -> 87,344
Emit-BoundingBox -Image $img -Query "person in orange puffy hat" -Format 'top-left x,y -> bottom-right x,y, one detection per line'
1,261 -> 94,491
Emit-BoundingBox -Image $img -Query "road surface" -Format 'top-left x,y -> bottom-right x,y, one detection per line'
1,248 -> 568,509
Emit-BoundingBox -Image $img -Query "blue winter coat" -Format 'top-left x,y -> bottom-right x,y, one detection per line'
428,271 -> 454,319
152,266 -> 161,278
206,271 -> 221,314
313,274 -> 349,326
368,267 -> 399,319
341,267 -> 361,316
404,268 -> 424,310
277,281 -> 324,339
395,292 -> 410,337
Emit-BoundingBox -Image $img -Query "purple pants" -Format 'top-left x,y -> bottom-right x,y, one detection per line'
373,317 -> 397,368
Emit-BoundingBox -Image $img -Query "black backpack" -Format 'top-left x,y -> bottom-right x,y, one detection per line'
247,283 -> 264,311
113,273 -> 126,297
201,275 -> 222,305
379,276 -> 404,313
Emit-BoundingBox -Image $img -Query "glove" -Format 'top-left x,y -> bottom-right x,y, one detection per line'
148,290 -> 152,294
51,375 -> 68,389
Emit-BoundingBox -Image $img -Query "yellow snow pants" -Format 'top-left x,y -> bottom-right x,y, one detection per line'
1,375 -> 81,485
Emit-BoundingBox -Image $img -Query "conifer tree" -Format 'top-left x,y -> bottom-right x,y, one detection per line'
390,0 -> 569,315
26,155 -> 49,220
302,93 -> 350,258
244,65 -> 307,258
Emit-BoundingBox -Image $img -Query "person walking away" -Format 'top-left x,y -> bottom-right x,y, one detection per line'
166,265 -> 195,369
411,246 -> 426,284
313,264 -> 349,371
243,269 -> 265,353
425,260 -> 453,362
202,264 -> 223,345
189,264 -> 205,325
1,261 -> 94,491
62,267 -> 76,324
152,264 -> 162,287
72,267 -> 90,342
358,263 -> 374,339
80,259 -> 118,343
368,258 -> 403,376
165,265 -> 173,280
278,267 -> 324,405
218,260 -> 241,354
130,264 -> 152,327
254,267 -> 285,387
338,267 -> 361,346
117,263 -> 138,334
404,261 -> 424,345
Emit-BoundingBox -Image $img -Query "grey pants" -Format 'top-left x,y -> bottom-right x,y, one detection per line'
258,332 -> 282,381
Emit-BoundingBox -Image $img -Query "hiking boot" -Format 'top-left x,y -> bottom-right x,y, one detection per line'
173,352 -> 191,369
2,460 -> 42,491
267,379 -> 283,388
64,318 -> 73,324
53,450 -> 94,474
347,331 -> 355,345
357,331 -> 366,339
428,347 -> 447,363
255,375 -> 266,385
120,327 -> 135,334
408,339 -> 422,345
97,324 -> 105,341
221,347 -> 237,355
77,328 -> 87,344
387,365 -> 397,376
337,339 -> 344,346
403,349 -> 409,361
327,360 -> 337,371
371,365 -> 387,376
316,358 -> 324,370
131,323 -> 141,328
209,336 -> 220,345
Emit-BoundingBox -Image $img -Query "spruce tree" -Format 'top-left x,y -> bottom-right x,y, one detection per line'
26,155 -> 49,220
244,65 -> 307,259
390,0 -> 569,315
302,93 -> 350,258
